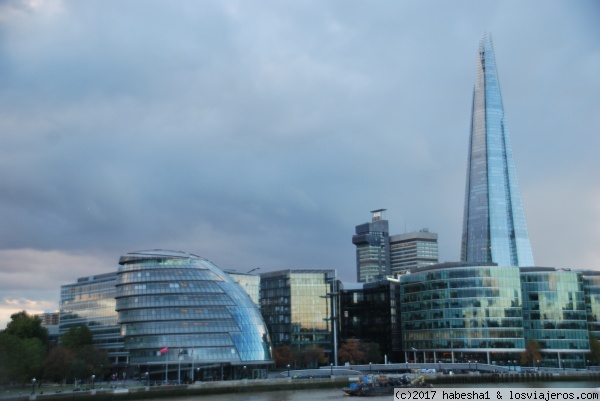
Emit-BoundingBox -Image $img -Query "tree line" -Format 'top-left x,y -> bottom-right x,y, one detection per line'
0,311 -> 111,386
273,339 -> 382,369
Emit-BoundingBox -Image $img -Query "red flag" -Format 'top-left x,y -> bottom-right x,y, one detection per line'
159,347 -> 168,354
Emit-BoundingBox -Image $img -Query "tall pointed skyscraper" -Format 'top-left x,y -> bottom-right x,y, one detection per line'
461,34 -> 534,267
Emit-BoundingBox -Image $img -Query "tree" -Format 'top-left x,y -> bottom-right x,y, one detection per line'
59,326 -> 111,384
0,311 -> 49,384
0,331 -> 25,383
520,338 -> 542,367
273,346 -> 293,368
338,339 -> 367,365
365,342 -> 383,364
44,346 -> 75,385
589,335 -> 600,365
61,326 -> 93,351
302,345 -> 327,368
4,311 -> 48,345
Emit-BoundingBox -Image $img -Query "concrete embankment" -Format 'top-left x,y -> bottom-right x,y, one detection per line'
6,378 -> 346,401
429,371 -> 600,385
8,372 -> 600,401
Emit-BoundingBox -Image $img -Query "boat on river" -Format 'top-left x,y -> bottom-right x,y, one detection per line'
342,375 -> 431,396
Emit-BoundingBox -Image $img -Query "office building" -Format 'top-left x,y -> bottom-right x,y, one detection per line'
395,262 -> 593,369
521,267 -> 589,369
260,269 -> 335,365
339,279 -> 402,363
59,272 -> 127,366
389,229 -> 438,275
399,263 -> 525,366
582,271 -> 600,344
352,209 -> 390,282
461,33 -> 534,267
116,250 -> 273,381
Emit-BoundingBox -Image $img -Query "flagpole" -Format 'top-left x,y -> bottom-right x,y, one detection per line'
165,351 -> 168,384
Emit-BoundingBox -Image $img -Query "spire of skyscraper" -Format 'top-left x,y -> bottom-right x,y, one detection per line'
460,33 -> 534,267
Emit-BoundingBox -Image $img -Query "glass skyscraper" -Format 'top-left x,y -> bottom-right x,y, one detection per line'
461,34 -> 534,267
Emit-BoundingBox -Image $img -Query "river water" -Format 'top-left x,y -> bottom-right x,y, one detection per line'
134,381 -> 600,401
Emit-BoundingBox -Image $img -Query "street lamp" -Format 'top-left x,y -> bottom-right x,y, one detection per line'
243,365 -> 247,379
330,363 -> 333,376
91,375 -> 95,389
287,364 -> 291,377
369,362 -> 372,373
31,378 -> 36,395
411,347 -> 417,363
146,372 -> 149,387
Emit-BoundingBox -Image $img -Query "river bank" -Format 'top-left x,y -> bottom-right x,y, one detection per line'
4,371 -> 599,401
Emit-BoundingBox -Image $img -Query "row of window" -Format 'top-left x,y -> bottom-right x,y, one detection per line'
116,283 -> 225,296
118,307 -> 234,320
402,299 -> 520,311
118,269 -> 222,284
116,294 -> 236,309
121,320 -> 241,335
403,340 -> 524,350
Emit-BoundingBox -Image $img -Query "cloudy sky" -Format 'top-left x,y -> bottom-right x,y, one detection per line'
0,1 -> 599,328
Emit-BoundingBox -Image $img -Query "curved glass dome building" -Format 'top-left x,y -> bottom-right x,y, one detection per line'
116,250 -> 272,382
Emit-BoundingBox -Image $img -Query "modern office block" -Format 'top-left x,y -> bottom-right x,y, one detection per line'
353,209 -> 390,282
521,267 -> 589,369
582,271 -> 600,343
259,269 -> 335,362
116,250 -> 273,381
399,263 -> 525,366
339,279 -> 402,362
461,33 -> 534,267
394,262 -> 593,369
389,229 -> 438,275
59,272 -> 127,366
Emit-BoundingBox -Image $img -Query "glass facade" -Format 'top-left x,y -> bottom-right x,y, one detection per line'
389,229 -> 438,275
260,270 -> 334,354
461,33 -> 534,267
116,250 -> 272,381
582,271 -> 600,341
521,268 -> 589,369
352,210 -> 390,282
60,272 -> 127,365
399,263 -> 524,365
229,272 -> 261,306
339,280 -> 402,362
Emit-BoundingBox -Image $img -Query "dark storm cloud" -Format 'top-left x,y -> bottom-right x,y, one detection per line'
0,0 -> 598,326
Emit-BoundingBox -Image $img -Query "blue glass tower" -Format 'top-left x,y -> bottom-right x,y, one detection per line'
461,34 -> 534,267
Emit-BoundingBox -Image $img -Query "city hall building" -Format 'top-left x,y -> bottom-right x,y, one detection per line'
115,250 -> 273,381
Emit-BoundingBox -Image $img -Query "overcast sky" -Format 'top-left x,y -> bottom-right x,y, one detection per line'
0,1 -> 599,328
